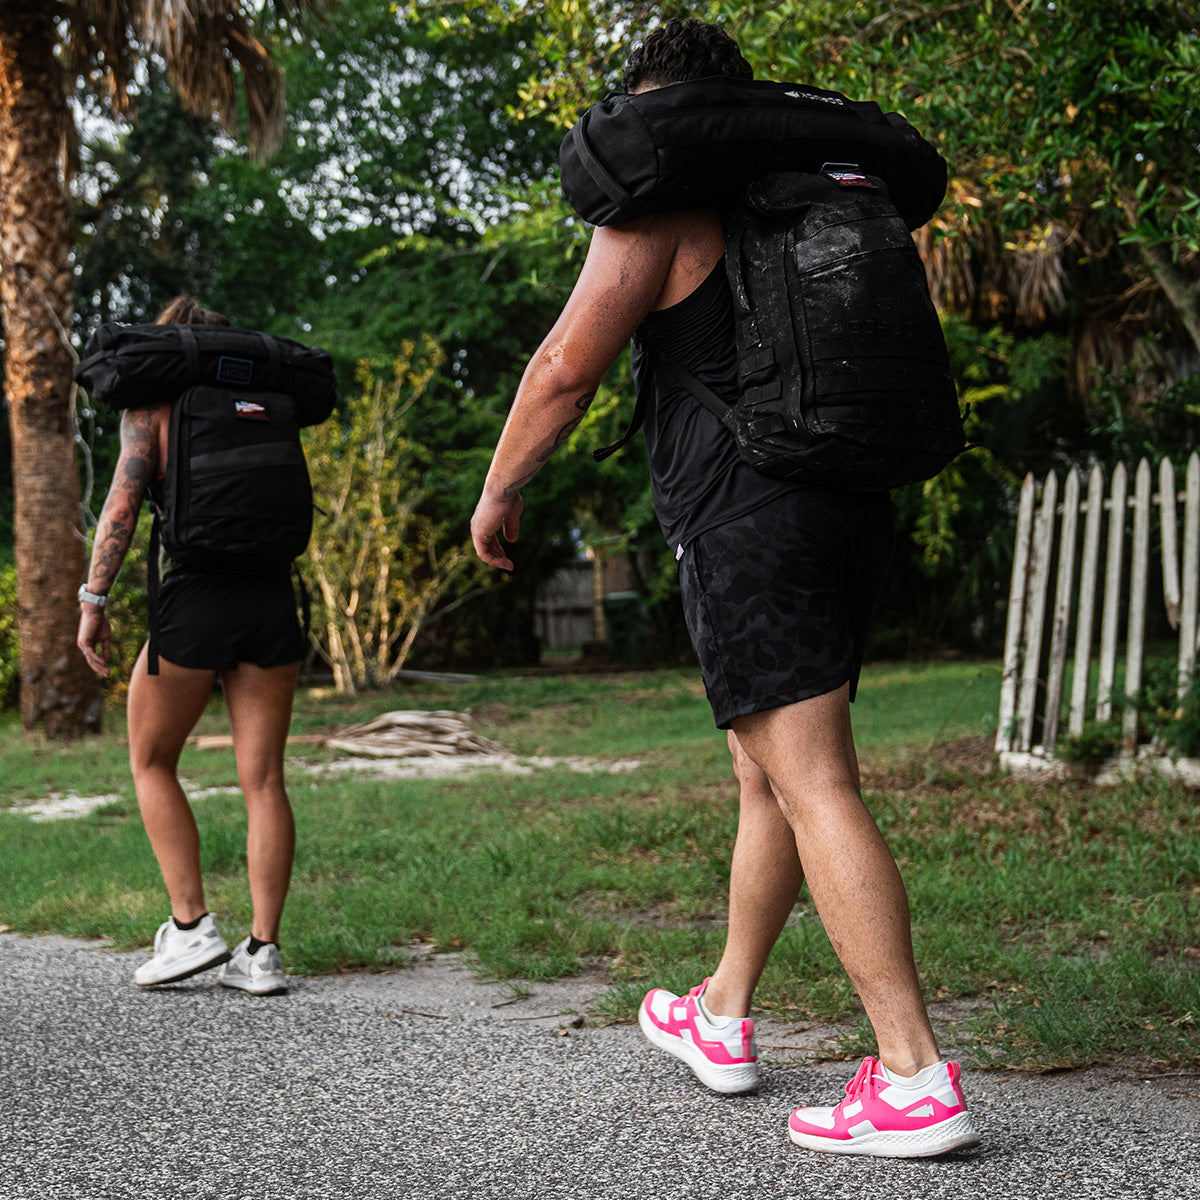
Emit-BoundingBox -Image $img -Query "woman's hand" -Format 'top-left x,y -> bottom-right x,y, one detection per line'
77,604 -> 112,677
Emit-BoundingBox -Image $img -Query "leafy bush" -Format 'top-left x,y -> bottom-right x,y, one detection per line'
1056,718 -> 1123,769
303,347 -> 480,692
1133,660 -> 1200,759
0,562 -> 18,710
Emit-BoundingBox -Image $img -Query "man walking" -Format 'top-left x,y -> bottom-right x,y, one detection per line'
471,17 -> 979,1158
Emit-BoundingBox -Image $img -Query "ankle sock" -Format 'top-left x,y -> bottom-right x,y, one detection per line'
246,935 -> 273,956
172,913 -> 206,931
880,1061 -> 943,1089
696,991 -> 737,1027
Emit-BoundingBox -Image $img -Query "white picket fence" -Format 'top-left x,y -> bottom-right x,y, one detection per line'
996,454 -> 1200,763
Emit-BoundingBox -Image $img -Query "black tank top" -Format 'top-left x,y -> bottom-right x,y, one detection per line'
634,261 -> 797,554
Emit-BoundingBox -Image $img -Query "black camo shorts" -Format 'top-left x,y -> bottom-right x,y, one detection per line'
678,488 -> 894,728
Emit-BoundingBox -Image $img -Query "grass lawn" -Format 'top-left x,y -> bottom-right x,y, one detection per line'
1,657 -> 1197,1072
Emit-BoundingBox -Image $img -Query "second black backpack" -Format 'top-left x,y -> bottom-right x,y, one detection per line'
154,383 -> 315,576
643,169 -> 966,489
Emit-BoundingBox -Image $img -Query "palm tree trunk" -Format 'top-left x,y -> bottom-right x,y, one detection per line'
0,5 -> 101,735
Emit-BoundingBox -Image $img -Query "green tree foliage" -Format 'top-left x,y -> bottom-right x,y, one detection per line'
73,79 -> 330,334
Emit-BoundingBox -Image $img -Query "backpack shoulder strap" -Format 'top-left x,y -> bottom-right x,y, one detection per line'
592,386 -> 647,463
592,342 -> 735,463
647,345 -> 735,427
146,505 -> 162,677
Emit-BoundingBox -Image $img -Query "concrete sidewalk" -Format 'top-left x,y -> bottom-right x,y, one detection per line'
1,932 -> 1196,1199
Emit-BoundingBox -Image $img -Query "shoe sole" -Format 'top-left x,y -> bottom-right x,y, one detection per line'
788,1111 -> 982,1158
218,973 -> 288,996
638,1004 -> 761,1095
134,947 -> 231,988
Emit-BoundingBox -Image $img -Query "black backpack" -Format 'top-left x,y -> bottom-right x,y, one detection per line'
565,81 -> 967,489
624,169 -> 966,489
153,381 -> 315,575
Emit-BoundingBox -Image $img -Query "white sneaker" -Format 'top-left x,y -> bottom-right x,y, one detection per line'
134,914 -> 230,986
218,937 -> 288,996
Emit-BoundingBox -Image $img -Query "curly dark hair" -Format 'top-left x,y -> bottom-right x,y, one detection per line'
622,17 -> 753,92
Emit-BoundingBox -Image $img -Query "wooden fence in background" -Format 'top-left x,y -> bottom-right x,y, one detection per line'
996,454 -> 1200,762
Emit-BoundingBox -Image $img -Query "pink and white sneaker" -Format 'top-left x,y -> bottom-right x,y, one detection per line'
788,1056 -> 981,1158
638,978 -> 761,1094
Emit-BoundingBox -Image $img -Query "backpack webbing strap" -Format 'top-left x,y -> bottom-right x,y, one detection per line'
177,325 -> 200,379
146,511 -> 162,676
647,345 -> 738,429
592,386 -> 648,462
258,331 -> 282,390
571,118 -> 634,216
591,343 -> 735,462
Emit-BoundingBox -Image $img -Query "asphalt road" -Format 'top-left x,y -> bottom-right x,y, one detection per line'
1,932 -> 1196,1199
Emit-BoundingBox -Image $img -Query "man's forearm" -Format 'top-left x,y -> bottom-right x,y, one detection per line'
485,385 -> 597,499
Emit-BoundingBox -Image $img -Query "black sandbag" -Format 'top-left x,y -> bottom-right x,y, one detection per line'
75,323 -> 337,427
560,77 -> 947,231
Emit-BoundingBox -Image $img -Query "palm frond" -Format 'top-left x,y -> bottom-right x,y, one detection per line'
59,0 -> 140,110
59,0 -> 329,158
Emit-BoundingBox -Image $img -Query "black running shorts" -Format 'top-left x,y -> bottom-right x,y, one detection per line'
678,488 -> 894,728
155,570 -> 306,672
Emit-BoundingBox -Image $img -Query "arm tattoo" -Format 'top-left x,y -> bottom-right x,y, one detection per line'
537,391 -> 594,465
87,408 -> 161,590
113,408 -> 158,494
501,392 -> 595,500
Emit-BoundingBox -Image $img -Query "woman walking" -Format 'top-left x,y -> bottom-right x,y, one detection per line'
76,295 -> 305,996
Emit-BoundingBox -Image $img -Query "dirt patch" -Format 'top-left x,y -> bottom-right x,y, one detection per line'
305,751 -> 643,783
862,733 -> 999,793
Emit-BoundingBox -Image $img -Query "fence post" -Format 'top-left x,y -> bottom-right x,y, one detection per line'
1042,467 -> 1081,753
997,473 -> 1037,754
1179,454 -> 1200,697
1068,464 -> 1105,736
1015,470 -> 1058,752
1160,458 -> 1181,631
1121,460 -> 1152,751
1097,463 -> 1128,722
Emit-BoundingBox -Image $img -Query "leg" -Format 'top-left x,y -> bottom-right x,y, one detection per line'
732,685 -> 940,1077
126,645 -> 218,922
703,731 -> 804,1019
221,661 -> 299,945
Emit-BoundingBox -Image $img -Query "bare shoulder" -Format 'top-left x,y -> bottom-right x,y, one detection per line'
638,209 -> 725,310
119,403 -> 169,440
607,208 -> 722,247
115,404 -> 168,491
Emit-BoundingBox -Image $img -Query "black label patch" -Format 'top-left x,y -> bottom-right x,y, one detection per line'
216,355 -> 255,386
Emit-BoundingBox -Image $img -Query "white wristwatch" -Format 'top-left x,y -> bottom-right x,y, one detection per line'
77,585 -> 109,608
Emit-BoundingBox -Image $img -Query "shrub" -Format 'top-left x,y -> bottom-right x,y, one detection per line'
0,562 -> 18,710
